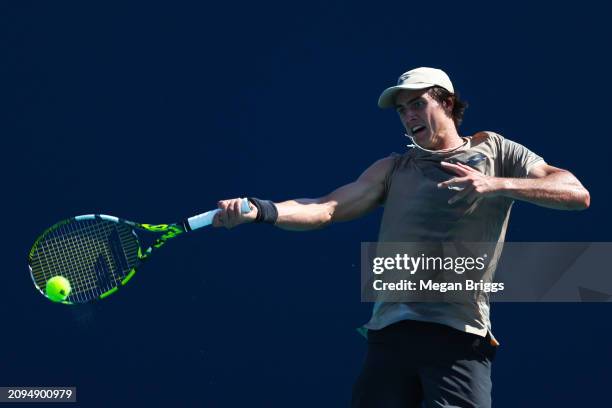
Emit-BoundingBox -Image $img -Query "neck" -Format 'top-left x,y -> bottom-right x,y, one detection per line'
419,128 -> 464,151
433,132 -> 464,150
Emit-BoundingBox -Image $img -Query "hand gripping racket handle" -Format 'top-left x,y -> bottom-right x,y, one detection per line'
186,198 -> 252,231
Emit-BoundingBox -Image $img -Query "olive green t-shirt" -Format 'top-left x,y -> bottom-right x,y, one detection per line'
364,131 -> 545,338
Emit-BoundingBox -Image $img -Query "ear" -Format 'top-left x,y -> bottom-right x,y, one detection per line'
442,97 -> 454,112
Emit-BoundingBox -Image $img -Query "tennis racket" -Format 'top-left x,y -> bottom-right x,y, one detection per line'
28,198 -> 252,304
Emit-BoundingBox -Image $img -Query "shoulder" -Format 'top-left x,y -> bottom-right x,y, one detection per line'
362,154 -> 398,177
360,152 -> 407,182
469,131 -> 519,157
470,130 -> 529,148
470,130 -> 506,146
471,131 -> 546,177
374,153 -> 401,167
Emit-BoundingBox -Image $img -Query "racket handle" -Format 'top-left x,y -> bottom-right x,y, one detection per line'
186,198 -> 252,231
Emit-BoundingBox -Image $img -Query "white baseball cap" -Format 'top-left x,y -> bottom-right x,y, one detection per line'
377,67 -> 454,108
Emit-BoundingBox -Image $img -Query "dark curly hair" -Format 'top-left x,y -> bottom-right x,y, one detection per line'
426,86 -> 468,127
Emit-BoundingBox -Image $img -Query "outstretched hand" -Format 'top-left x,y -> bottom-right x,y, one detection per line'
213,198 -> 258,229
437,162 -> 503,205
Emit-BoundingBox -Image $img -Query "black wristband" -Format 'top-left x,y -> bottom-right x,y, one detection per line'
248,197 -> 278,224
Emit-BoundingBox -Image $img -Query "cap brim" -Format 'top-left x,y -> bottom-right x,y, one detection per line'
377,83 -> 434,108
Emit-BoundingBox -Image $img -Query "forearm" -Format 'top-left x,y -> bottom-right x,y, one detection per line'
497,172 -> 590,210
215,159 -> 390,231
273,198 -> 336,231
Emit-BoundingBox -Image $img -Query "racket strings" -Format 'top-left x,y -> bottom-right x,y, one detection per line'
33,221 -> 104,300
30,220 -> 140,302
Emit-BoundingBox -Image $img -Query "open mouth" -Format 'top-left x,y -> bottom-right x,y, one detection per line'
410,125 -> 426,135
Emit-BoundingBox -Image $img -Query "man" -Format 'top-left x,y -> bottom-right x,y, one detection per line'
213,67 -> 590,407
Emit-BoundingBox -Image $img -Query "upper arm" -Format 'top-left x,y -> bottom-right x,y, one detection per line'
526,162 -> 566,178
322,156 -> 396,222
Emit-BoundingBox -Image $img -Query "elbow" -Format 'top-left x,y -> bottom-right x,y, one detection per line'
571,188 -> 590,210
304,212 -> 333,230
316,206 -> 335,228
318,211 -> 334,228
564,173 -> 590,210
315,200 -> 336,227
580,189 -> 591,210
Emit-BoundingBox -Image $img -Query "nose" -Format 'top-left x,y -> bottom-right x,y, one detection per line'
402,109 -> 418,124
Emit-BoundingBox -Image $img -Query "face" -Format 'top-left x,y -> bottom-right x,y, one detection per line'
394,89 -> 455,149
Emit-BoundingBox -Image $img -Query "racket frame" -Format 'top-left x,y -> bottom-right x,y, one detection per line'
28,198 -> 251,304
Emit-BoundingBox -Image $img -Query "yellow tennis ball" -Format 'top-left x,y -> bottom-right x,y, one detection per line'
45,276 -> 71,302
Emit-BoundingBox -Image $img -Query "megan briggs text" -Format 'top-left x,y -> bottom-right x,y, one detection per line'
373,279 -> 505,293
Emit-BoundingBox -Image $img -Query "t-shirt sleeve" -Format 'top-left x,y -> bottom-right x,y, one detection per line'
500,137 -> 546,178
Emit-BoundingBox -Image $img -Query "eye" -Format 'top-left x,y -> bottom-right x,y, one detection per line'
412,100 -> 425,109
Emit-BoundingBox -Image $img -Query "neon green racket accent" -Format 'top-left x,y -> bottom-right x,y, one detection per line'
100,287 -> 119,299
122,268 -> 137,285
139,224 -> 170,232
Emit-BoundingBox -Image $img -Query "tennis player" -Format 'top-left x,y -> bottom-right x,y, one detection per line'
213,67 -> 590,407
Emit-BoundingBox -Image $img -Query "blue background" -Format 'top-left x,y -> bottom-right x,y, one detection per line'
3,1 -> 610,406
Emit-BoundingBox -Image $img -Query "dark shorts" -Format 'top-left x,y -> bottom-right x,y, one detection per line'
351,320 -> 497,408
